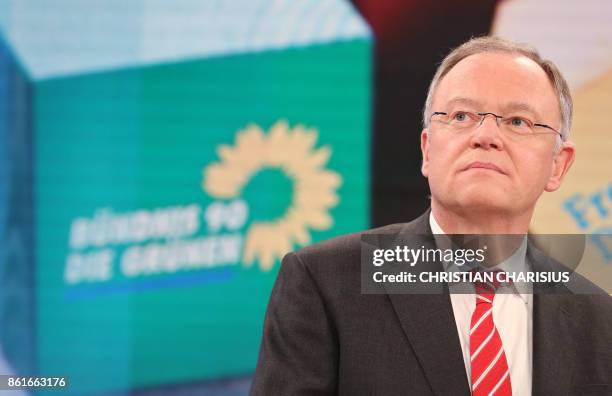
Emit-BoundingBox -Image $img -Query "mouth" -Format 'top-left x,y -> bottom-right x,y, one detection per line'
462,161 -> 506,175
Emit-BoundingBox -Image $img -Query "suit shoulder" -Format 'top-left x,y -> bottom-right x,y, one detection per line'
528,242 -> 611,296
292,210 -> 430,262
573,293 -> 612,317
279,212 -> 430,289
277,223 -> 405,298
293,223 -> 404,261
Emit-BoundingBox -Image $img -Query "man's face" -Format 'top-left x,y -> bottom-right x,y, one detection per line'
421,52 -> 575,216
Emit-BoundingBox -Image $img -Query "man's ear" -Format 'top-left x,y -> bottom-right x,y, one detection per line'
420,129 -> 430,178
545,140 -> 575,192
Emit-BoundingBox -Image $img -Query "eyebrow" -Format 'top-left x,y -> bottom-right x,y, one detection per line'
501,101 -> 542,120
444,96 -> 483,108
444,97 -> 544,120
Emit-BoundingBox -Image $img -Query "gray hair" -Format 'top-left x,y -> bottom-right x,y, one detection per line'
422,36 -> 572,142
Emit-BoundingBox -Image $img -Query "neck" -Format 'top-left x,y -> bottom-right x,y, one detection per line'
431,199 -> 532,234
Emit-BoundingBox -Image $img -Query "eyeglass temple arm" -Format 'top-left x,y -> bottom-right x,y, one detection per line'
534,123 -> 562,138
428,112 -> 447,125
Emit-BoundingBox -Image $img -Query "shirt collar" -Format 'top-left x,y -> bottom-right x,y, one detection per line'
429,211 -> 531,303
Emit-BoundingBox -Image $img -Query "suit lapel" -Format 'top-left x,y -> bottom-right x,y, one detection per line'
387,292 -> 471,396
383,211 -> 471,396
532,293 -> 574,395
529,244 -> 575,395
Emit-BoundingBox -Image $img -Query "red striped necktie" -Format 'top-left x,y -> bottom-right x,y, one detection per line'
470,279 -> 512,396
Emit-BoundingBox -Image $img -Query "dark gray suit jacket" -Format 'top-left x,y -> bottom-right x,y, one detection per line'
251,210 -> 612,395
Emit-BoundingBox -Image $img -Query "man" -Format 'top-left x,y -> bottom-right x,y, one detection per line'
250,37 -> 612,395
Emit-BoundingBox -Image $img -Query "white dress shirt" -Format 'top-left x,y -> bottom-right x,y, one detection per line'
429,212 -> 533,396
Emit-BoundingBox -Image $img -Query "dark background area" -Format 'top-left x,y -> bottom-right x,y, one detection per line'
351,0 -> 502,226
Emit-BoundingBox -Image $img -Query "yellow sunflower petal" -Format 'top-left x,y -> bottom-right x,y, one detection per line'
203,121 -> 342,271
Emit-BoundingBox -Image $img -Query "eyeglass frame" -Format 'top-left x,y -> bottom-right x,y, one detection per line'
429,111 -> 563,139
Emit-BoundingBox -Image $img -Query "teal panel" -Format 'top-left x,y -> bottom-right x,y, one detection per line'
34,38 -> 371,395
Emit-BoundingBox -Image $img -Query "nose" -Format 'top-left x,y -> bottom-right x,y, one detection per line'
469,113 -> 504,150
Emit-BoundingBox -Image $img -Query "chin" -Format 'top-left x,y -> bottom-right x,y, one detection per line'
453,189 -> 513,212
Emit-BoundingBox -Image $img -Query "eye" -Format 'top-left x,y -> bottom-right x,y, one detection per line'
453,112 -> 469,122
507,116 -> 535,128
510,117 -> 525,126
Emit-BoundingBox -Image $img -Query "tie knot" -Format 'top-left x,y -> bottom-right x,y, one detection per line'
474,280 -> 498,293
472,270 -> 503,302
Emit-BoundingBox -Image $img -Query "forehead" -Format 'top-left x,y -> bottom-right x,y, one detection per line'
433,52 -> 559,119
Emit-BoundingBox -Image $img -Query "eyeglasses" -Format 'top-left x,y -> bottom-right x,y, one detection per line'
429,110 -> 562,139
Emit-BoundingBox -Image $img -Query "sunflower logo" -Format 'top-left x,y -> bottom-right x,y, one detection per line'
203,120 -> 342,270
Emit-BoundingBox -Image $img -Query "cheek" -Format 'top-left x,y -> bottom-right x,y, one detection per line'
513,151 -> 554,189
427,152 -> 452,183
428,138 -> 463,174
